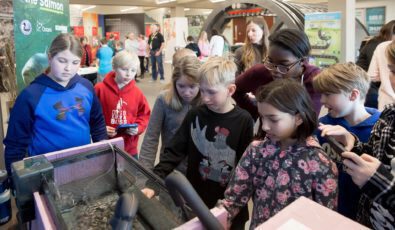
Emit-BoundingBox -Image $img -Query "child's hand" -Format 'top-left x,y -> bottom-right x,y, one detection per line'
107,126 -> 117,137
141,188 -> 155,198
341,152 -> 381,188
318,124 -> 355,151
126,126 -> 138,136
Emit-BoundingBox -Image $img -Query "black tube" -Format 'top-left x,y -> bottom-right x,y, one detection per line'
165,171 -> 224,230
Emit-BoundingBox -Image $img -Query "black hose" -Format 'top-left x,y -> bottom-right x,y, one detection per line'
165,171 -> 224,230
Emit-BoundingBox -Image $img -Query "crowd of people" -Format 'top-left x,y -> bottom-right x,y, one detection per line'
3,18 -> 395,229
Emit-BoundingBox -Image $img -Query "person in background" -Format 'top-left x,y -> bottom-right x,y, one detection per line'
96,38 -> 114,82
137,34 -> 147,80
357,20 -> 395,109
220,79 -> 338,229
313,62 -> 381,220
234,18 -> 269,76
185,35 -> 201,57
142,56 -> 253,229
114,40 -> 124,55
80,36 -> 93,67
139,54 -> 201,174
198,31 -> 210,58
367,21 -> 395,111
125,32 -> 139,54
107,33 -> 116,53
233,29 -> 321,121
209,29 -> 224,57
148,24 -> 165,83
95,51 -> 151,158
4,33 -> 107,180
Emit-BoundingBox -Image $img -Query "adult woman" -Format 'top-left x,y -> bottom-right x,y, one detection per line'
198,31 -> 210,58
234,18 -> 269,75
357,20 -> 395,108
80,36 -> 93,67
233,28 -> 321,120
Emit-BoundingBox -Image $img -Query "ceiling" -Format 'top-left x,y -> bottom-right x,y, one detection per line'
69,0 -> 330,14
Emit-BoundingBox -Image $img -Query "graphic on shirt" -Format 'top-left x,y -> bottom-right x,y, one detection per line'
111,98 -> 128,124
191,117 -> 236,185
321,142 -> 342,163
53,97 -> 85,120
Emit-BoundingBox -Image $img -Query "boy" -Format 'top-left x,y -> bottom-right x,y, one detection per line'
142,56 -> 254,229
95,51 -> 151,158
313,62 -> 381,220
185,36 -> 201,57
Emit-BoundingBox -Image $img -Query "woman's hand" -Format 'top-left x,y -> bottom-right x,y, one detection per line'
318,124 -> 355,151
341,152 -> 381,188
107,126 -> 117,137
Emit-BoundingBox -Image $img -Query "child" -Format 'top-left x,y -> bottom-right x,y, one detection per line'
96,38 -> 114,82
142,56 -> 254,229
313,62 -> 381,220
320,41 -> 395,229
220,79 -> 338,229
139,55 -> 201,173
4,33 -> 107,178
95,50 -> 151,158
185,36 -> 201,57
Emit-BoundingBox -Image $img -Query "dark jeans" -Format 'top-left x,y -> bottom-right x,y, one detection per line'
150,50 -> 164,80
138,56 -> 145,78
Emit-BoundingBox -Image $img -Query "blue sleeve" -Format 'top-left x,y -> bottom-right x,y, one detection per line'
3,88 -> 42,176
89,89 -> 107,142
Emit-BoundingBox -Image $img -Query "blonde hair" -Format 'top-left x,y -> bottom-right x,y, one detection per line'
199,56 -> 237,86
112,50 -> 140,75
198,31 -> 209,44
241,18 -> 269,70
313,62 -> 370,100
386,41 -> 395,65
172,48 -> 196,67
164,55 -> 202,111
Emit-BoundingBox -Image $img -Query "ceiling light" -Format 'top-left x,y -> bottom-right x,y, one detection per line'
121,7 -> 138,12
156,0 -> 176,4
210,0 -> 226,3
81,5 -> 96,11
184,8 -> 190,11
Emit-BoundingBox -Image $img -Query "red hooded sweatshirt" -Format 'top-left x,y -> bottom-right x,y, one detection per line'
95,72 -> 151,155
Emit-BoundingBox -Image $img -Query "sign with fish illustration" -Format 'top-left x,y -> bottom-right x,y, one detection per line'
14,0 -> 69,91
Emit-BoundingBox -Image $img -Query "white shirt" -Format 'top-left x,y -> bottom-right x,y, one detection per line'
209,35 -> 224,57
368,41 -> 394,110
124,39 -> 139,54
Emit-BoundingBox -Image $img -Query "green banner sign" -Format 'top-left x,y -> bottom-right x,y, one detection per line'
14,0 -> 69,91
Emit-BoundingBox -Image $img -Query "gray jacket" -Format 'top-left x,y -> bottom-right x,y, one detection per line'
139,92 -> 191,173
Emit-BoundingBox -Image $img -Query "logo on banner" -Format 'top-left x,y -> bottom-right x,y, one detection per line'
20,20 -> 32,35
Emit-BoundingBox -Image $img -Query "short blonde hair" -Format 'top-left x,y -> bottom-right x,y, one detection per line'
313,62 -> 370,100
172,48 -> 196,67
198,56 -> 237,86
112,50 -> 140,75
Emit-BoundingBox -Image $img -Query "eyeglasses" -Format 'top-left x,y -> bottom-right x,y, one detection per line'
263,58 -> 302,75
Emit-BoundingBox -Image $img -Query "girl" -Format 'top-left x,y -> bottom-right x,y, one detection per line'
4,33 -> 107,177
198,31 -> 210,58
95,50 -> 151,158
234,18 -> 270,75
233,28 -> 321,120
80,36 -> 93,67
139,54 -> 201,173
221,79 -> 338,229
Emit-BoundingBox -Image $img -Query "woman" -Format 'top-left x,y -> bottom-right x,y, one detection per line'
357,20 -> 395,108
80,36 -> 93,67
233,28 -> 321,120
198,31 -> 210,58
234,18 -> 269,75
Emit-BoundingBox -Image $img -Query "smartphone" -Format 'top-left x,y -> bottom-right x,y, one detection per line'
325,136 -> 346,163
116,123 -> 138,133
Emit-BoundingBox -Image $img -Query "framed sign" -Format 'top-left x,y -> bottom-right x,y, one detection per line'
366,7 -> 385,35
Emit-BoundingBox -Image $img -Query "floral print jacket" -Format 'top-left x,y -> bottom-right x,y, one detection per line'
222,136 -> 338,229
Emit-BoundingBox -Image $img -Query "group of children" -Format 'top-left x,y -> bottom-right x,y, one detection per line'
3,31 -> 395,229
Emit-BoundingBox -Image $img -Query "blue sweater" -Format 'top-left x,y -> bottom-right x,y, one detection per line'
316,107 -> 381,220
4,74 -> 107,175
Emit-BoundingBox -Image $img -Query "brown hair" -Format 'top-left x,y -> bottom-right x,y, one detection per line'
256,79 -> 317,141
386,41 -> 395,65
376,20 -> 395,42
313,62 -> 370,100
164,55 -> 202,110
48,33 -> 83,59
241,18 -> 269,70
172,48 -> 196,67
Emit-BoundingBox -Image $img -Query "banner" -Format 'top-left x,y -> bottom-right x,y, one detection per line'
305,12 -> 341,68
366,7 -> 385,36
14,0 -> 69,91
